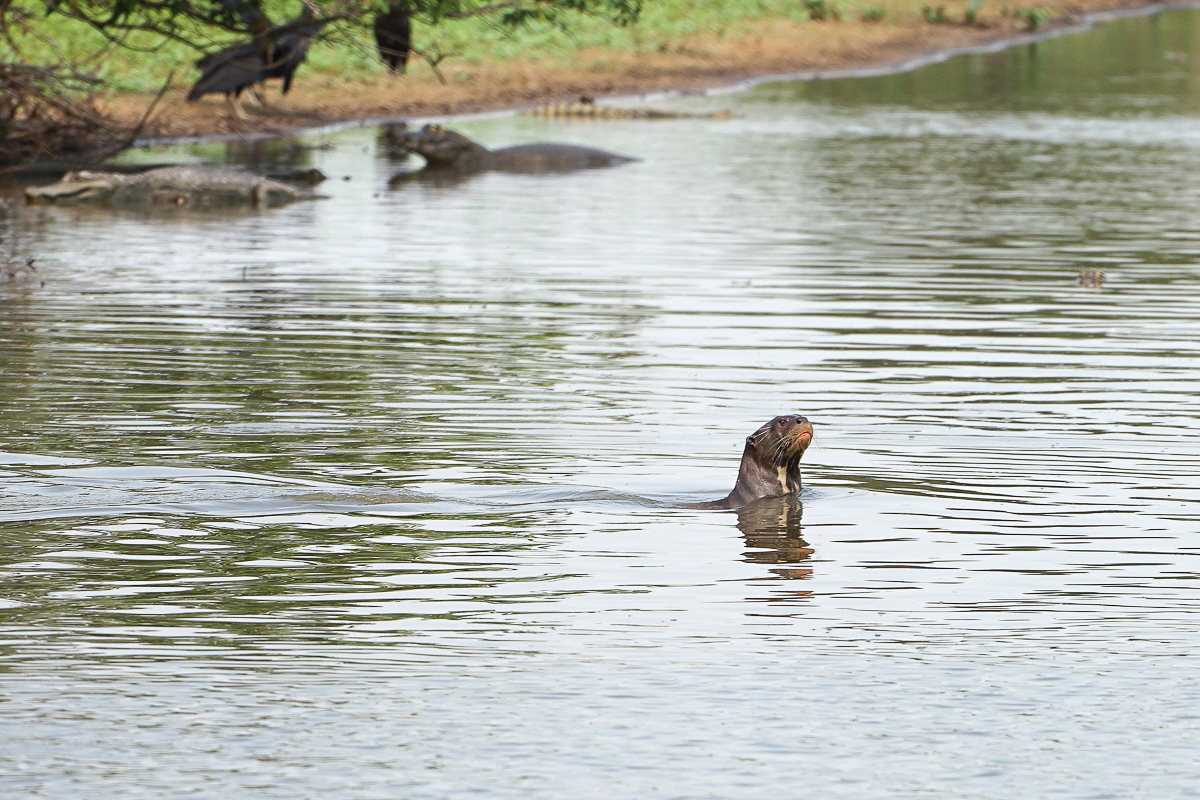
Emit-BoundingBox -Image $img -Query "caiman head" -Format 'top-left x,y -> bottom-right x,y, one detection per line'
387,123 -> 489,170
25,171 -> 121,204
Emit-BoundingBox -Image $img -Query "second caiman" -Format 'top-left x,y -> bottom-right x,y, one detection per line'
522,99 -> 733,120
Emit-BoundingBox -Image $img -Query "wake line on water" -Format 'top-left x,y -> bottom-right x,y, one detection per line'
0,464 -> 703,523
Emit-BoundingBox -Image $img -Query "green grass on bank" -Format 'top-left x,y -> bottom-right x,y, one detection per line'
2,0 -> 1043,94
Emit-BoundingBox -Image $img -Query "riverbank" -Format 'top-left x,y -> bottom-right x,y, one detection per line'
103,0 -> 1169,140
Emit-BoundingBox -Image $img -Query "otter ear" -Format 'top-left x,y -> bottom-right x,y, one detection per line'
746,434 -> 757,446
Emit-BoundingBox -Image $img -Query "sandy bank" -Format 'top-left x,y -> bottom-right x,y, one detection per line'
104,0 -> 1171,142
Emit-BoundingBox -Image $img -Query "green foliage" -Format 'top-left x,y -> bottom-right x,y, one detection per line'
922,4 -> 946,23
1,0 -> 649,92
17,0 -> 645,54
803,0 -> 840,21
963,0 -> 984,24
1018,6 -> 1052,30
0,0 -> 819,92
40,0 -> 270,37
0,0 -> 1042,96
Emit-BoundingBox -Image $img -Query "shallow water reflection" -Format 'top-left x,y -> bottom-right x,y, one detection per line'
4,8 -> 1200,799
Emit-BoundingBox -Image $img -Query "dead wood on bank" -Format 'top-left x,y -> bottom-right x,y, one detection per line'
0,62 -> 157,169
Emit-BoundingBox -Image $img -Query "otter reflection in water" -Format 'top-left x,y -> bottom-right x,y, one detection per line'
738,495 -> 814,586
689,415 -> 814,510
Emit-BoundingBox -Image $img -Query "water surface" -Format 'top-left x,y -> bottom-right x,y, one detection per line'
3,9 -> 1200,798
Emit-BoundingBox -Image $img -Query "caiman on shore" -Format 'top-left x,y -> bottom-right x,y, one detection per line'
25,166 -> 318,209
385,123 -> 637,184
522,98 -> 733,120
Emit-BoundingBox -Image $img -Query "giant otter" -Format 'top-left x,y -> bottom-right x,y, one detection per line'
385,123 -> 637,182
690,415 -> 814,510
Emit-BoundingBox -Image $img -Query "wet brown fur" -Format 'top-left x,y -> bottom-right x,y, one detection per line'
385,123 -> 637,179
688,415 -> 813,510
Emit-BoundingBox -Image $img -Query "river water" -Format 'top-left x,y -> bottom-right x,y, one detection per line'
3,8 -> 1200,799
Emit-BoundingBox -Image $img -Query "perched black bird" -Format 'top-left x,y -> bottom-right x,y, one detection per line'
373,1 -> 412,74
187,17 -> 328,118
188,40 -> 269,117
260,20 -> 327,91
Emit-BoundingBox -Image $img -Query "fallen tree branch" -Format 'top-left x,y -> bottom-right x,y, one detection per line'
0,62 -> 139,167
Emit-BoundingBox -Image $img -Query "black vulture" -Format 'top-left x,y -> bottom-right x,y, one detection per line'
187,18 -> 328,118
188,40 -> 268,117
373,2 -> 412,74
260,21 -> 327,92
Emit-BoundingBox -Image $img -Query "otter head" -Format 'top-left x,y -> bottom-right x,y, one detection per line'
684,414 -> 815,510
398,124 -> 489,170
746,415 -> 813,466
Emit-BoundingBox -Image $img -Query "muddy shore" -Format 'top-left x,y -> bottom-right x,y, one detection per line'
104,0 -> 1169,142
